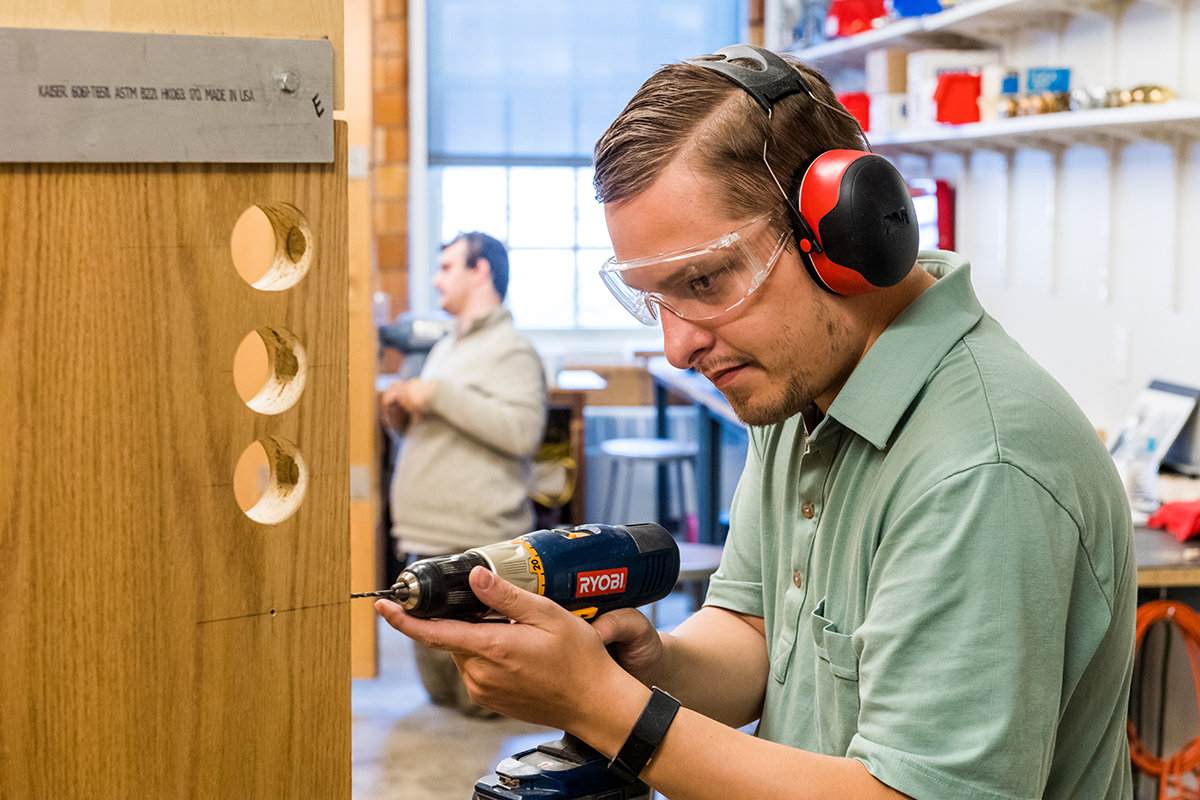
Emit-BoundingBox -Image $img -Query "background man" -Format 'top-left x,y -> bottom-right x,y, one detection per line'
378,50 -> 1135,798
381,231 -> 546,716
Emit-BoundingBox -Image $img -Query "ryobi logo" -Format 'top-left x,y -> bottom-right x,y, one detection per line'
575,568 -> 628,598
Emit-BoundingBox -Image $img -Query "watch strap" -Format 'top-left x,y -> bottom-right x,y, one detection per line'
608,686 -> 681,783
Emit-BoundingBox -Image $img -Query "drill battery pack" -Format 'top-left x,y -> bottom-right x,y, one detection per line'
472,734 -> 652,800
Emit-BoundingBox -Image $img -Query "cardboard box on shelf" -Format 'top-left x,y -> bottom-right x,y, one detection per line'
868,93 -> 907,134
866,48 -> 908,95
979,65 -> 1020,121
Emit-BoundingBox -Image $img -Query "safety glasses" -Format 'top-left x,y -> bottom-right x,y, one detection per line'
599,215 -> 790,326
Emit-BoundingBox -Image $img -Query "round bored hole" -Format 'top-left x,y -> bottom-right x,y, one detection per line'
233,326 -> 308,415
230,203 -> 313,291
234,437 -> 308,524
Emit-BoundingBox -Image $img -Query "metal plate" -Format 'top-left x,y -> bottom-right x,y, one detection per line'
0,28 -> 334,163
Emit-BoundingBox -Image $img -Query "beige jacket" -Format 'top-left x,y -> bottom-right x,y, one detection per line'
390,307 -> 547,555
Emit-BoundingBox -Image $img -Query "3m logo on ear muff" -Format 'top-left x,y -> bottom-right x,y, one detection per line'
794,150 -> 919,296
882,207 -> 910,235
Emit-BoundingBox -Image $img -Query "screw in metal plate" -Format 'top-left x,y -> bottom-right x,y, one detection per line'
277,72 -> 300,94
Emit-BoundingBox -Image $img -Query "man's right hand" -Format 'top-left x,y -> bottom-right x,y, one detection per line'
380,380 -> 411,432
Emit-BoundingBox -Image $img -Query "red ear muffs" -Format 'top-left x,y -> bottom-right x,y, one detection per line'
791,150 -> 919,296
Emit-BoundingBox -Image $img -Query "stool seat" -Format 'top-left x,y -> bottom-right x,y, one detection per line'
677,542 -> 724,581
599,437 -> 698,528
649,542 -> 724,628
599,438 -> 698,461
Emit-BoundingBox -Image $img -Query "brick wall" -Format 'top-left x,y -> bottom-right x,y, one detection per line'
373,0 -> 410,329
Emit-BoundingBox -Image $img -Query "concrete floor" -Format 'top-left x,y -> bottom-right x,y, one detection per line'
351,592 -> 692,800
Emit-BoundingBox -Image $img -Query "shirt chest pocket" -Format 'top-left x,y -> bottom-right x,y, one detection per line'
810,598 -> 861,756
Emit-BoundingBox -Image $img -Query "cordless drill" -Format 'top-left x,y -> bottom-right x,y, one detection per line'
353,522 -> 680,799
354,522 -> 680,622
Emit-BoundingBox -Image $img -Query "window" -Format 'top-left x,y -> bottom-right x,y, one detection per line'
424,0 -> 744,330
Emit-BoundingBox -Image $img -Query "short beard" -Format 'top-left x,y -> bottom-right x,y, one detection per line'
721,300 -> 844,427
727,370 -> 810,426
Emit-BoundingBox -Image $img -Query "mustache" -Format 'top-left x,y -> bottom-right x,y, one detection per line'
699,358 -> 754,379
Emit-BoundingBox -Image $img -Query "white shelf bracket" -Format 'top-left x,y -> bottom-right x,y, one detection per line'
1005,151 -> 1017,288
1103,141 -> 1123,303
1051,148 -> 1066,295
1172,134 -> 1191,312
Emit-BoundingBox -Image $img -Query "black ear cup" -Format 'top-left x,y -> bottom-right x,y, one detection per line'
792,150 -> 919,295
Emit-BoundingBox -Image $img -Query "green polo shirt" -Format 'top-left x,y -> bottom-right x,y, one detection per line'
706,251 -> 1136,800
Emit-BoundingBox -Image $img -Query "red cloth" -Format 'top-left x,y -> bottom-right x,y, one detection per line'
1147,501 -> 1200,541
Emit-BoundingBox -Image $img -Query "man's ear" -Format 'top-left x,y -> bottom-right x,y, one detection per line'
472,257 -> 495,289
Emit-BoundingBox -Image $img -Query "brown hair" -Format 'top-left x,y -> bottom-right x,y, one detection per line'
593,53 -> 865,232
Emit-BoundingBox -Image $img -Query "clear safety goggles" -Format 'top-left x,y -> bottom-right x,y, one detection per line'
599,214 -> 790,326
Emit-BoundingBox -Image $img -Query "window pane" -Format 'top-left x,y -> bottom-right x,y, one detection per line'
576,167 -> 610,249
436,89 -> 507,155
510,90 -> 574,156
509,167 -> 575,248
440,167 -> 508,244
577,249 -> 642,329
426,0 -> 742,329
507,249 -> 576,329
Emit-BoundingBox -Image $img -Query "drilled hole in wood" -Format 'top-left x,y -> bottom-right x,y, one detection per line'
233,326 -> 307,415
233,437 -> 308,525
230,203 -> 313,291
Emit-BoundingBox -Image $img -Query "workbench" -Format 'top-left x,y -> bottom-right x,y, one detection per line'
1136,525 -> 1200,588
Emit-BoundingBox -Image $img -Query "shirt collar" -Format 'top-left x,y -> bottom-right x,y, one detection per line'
822,251 -> 983,450
458,305 -> 511,338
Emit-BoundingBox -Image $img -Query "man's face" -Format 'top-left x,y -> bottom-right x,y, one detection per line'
433,239 -> 474,316
604,161 -> 861,425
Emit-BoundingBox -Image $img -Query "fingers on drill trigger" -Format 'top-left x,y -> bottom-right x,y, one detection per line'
591,613 -> 619,645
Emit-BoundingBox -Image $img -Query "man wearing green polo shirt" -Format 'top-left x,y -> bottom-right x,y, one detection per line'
376,47 -> 1136,800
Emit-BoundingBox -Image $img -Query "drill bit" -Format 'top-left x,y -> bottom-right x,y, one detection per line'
351,581 -> 411,601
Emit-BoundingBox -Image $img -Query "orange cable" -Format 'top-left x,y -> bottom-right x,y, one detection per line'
1129,600 -> 1200,800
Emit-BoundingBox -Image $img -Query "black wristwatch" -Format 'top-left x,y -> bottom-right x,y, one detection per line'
608,687 -> 681,783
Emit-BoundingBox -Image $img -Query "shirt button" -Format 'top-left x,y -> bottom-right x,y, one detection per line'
793,572 -> 803,588
802,503 -> 815,519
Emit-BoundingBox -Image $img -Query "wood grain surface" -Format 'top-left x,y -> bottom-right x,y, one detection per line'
0,125 -> 350,799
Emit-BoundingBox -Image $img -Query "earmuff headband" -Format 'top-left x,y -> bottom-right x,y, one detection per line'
695,44 -> 813,113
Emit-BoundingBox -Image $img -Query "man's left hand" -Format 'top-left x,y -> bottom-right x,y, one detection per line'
375,567 -> 638,732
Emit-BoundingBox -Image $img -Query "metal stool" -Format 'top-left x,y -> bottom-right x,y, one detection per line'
599,437 -> 698,527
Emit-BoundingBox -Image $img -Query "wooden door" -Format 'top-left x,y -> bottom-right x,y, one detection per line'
0,124 -> 350,799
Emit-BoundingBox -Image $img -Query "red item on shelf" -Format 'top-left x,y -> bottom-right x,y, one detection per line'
836,91 -> 871,132
936,180 -> 955,251
825,0 -> 887,38
933,72 -> 982,125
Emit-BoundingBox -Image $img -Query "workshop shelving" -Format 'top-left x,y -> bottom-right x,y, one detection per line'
782,0 -> 1185,73
870,101 -> 1200,155
767,0 -> 1199,306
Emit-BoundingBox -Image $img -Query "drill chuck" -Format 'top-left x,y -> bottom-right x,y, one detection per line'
393,551 -> 490,619
384,523 -> 680,622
